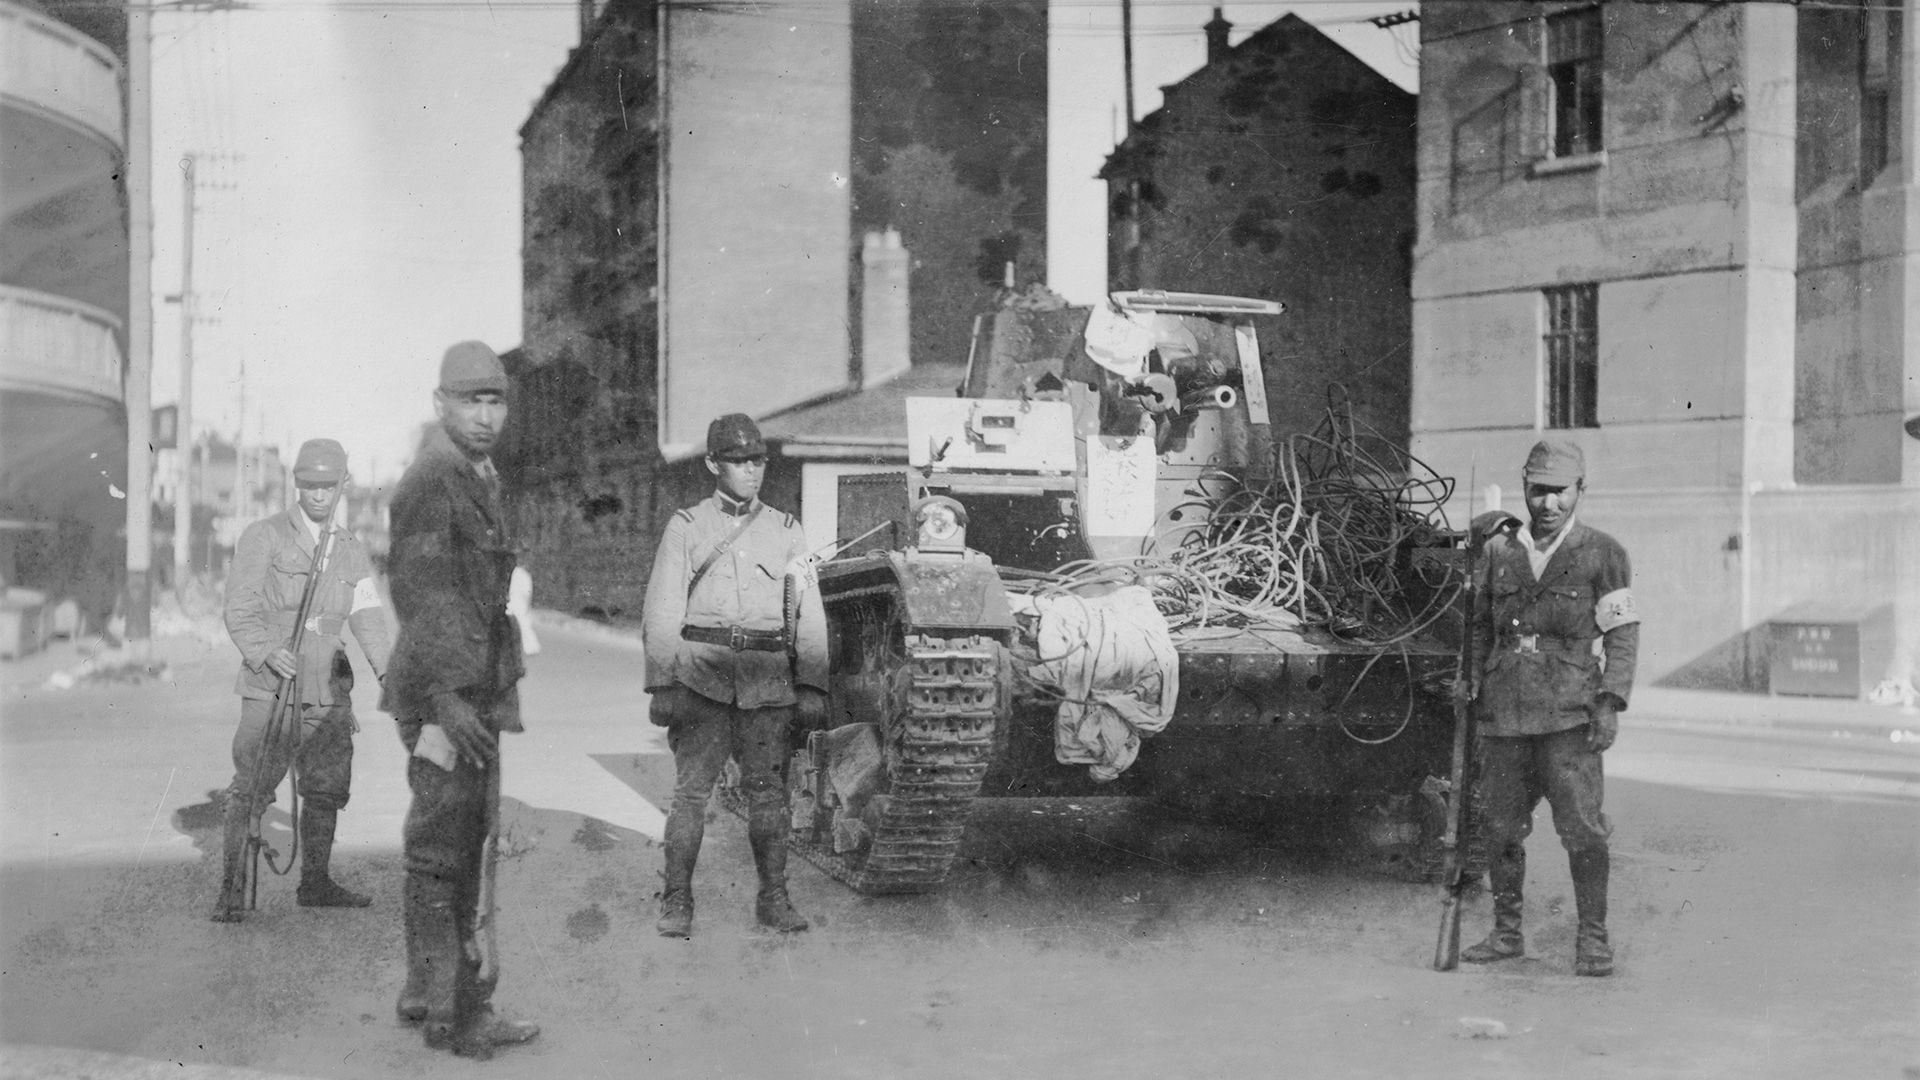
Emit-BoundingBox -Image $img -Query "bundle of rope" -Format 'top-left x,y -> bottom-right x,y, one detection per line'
1003,394 -> 1462,644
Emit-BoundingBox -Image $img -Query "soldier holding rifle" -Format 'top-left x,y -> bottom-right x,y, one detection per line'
1457,439 -> 1639,977
215,438 -> 391,922
382,341 -> 539,1059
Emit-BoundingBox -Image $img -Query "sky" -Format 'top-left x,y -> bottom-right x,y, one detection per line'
148,0 -> 1418,488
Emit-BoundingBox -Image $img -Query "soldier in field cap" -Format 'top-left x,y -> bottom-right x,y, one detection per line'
1458,437 -> 1640,977
641,412 -> 829,938
216,438 -> 392,922
382,340 -> 539,1058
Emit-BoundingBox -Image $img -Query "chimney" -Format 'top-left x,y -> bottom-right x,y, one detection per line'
1204,7 -> 1232,65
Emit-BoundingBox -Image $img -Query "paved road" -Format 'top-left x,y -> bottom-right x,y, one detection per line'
2,620 -> 1915,1079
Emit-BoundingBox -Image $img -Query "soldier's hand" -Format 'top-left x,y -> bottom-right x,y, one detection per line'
433,691 -> 497,765
795,686 -> 830,728
648,686 -> 686,729
1587,700 -> 1620,752
265,647 -> 298,680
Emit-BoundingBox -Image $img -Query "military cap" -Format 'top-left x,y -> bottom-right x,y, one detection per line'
706,413 -> 767,460
1522,438 -> 1585,486
439,340 -> 508,395
292,438 -> 349,483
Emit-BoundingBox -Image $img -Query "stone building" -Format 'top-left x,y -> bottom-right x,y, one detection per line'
0,0 -> 129,631
1100,11 -> 1418,448
510,0 -> 1046,617
1412,2 -> 1918,689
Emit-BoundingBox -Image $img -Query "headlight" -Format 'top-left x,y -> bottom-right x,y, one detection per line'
914,497 -> 967,550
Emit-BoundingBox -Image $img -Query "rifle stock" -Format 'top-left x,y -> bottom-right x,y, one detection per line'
473,756 -> 501,987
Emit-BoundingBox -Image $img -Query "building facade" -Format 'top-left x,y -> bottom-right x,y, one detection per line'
511,0 -> 1046,617
1101,12 -> 1418,448
0,0 -> 129,628
1412,2 -> 1918,688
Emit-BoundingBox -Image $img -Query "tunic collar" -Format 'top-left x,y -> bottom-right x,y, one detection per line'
713,489 -> 759,517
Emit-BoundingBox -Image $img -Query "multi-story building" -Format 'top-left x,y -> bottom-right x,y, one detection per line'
1101,10 -> 1418,448
1412,2 -> 1918,689
0,0 -> 129,630
509,0 -> 1046,616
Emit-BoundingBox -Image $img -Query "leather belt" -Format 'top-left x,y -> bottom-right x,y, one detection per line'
682,625 -> 787,652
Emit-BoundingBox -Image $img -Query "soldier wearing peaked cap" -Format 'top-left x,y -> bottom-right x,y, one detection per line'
1461,439 -> 1640,977
382,340 -> 540,1059
215,438 -> 392,922
642,412 -> 829,939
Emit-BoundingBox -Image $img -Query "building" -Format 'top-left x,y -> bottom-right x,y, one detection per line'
1412,2 -> 1918,689
510,0 -> 1046,616
0,0 -> 129,632
1101,10 -> 1418,448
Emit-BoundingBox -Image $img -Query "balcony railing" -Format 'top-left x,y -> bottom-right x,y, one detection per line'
0,285 -> 125,405
0,2 -> 123,151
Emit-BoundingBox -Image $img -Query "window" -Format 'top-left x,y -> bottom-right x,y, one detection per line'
1544,284 -> 1598,429
1546,6 -> 1603,158
1860,4 -> 1904,186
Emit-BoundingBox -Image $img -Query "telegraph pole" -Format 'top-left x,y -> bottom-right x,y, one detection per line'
172,152 -> 197,595
1119,0 -> 1136,133
124,2 -> 155,654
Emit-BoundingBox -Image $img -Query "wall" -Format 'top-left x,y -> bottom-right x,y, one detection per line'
660,0 -> 852,452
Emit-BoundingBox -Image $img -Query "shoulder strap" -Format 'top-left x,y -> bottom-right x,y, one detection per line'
686,502 -> 766,599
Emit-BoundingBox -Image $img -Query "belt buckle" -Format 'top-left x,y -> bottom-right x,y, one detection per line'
728,626 -> 747,652
1514,633 -> 1540,654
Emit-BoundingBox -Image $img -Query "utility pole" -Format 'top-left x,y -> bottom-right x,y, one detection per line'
1119,0 -> 1136,134
124,2 -> 155,655
231,353 -> 247,532
172,153 -> 197,595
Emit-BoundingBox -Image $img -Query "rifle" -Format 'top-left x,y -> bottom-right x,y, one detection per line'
241,488 -> 344,911
1432,500 -> 1519,971
471,753 -> 501,987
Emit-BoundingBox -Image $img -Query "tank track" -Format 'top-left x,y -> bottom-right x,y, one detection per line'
790,631 -> 1004,895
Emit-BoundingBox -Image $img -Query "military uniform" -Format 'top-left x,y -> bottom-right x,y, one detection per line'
215,438 -> 391,921
383,340 -> 538,1059
641,413 -> 828,937
1466,440 -> 1639,976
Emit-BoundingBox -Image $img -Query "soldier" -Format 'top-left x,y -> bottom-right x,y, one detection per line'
215,438 -> 391,922
383,341 -> 539,1058
642,413 -> 829,938
1463,439 -> 1639,976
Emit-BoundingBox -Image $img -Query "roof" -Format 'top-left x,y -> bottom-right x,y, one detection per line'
759,364 -> 970,462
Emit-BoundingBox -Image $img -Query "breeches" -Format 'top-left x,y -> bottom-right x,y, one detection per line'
666,692 -> 793,834
1479,726 -> 1611,855
229,695 -> 355,813
398,719 -> 492,887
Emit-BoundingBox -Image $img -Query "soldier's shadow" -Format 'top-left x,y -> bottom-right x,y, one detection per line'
172,789 -> 296,865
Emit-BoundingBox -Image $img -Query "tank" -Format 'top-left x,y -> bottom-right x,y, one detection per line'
767,290 -> 1466,895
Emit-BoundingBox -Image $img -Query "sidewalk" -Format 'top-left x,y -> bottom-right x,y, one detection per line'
1631,683 -> 1920,738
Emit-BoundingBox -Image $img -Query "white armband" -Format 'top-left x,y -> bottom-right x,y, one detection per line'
350,577 -> 385,614
1595,588 -> 1640,632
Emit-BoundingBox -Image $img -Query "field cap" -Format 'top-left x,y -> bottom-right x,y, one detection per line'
1523,438 -> 1585,486
439,340 -> 508,395
707,413 -> 767,460
292,438 -> 348,483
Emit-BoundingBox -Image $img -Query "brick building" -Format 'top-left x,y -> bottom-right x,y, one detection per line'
1411,2 -> 1918,689
509,0 -> 1047,617
1100,11 -> 1418,447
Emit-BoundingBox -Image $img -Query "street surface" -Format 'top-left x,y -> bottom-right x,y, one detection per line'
2,618 -> 1916,1080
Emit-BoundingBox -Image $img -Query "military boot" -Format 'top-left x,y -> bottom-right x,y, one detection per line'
750,827 -> 808,933
1570,848 -> 1613,977
1462,842 -> 1525,963
210,793 -> 251,924
656,839 -> 697,938
395,875 -> 434,1023
295,807 -> 372,908
411,878 -> 468,1049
